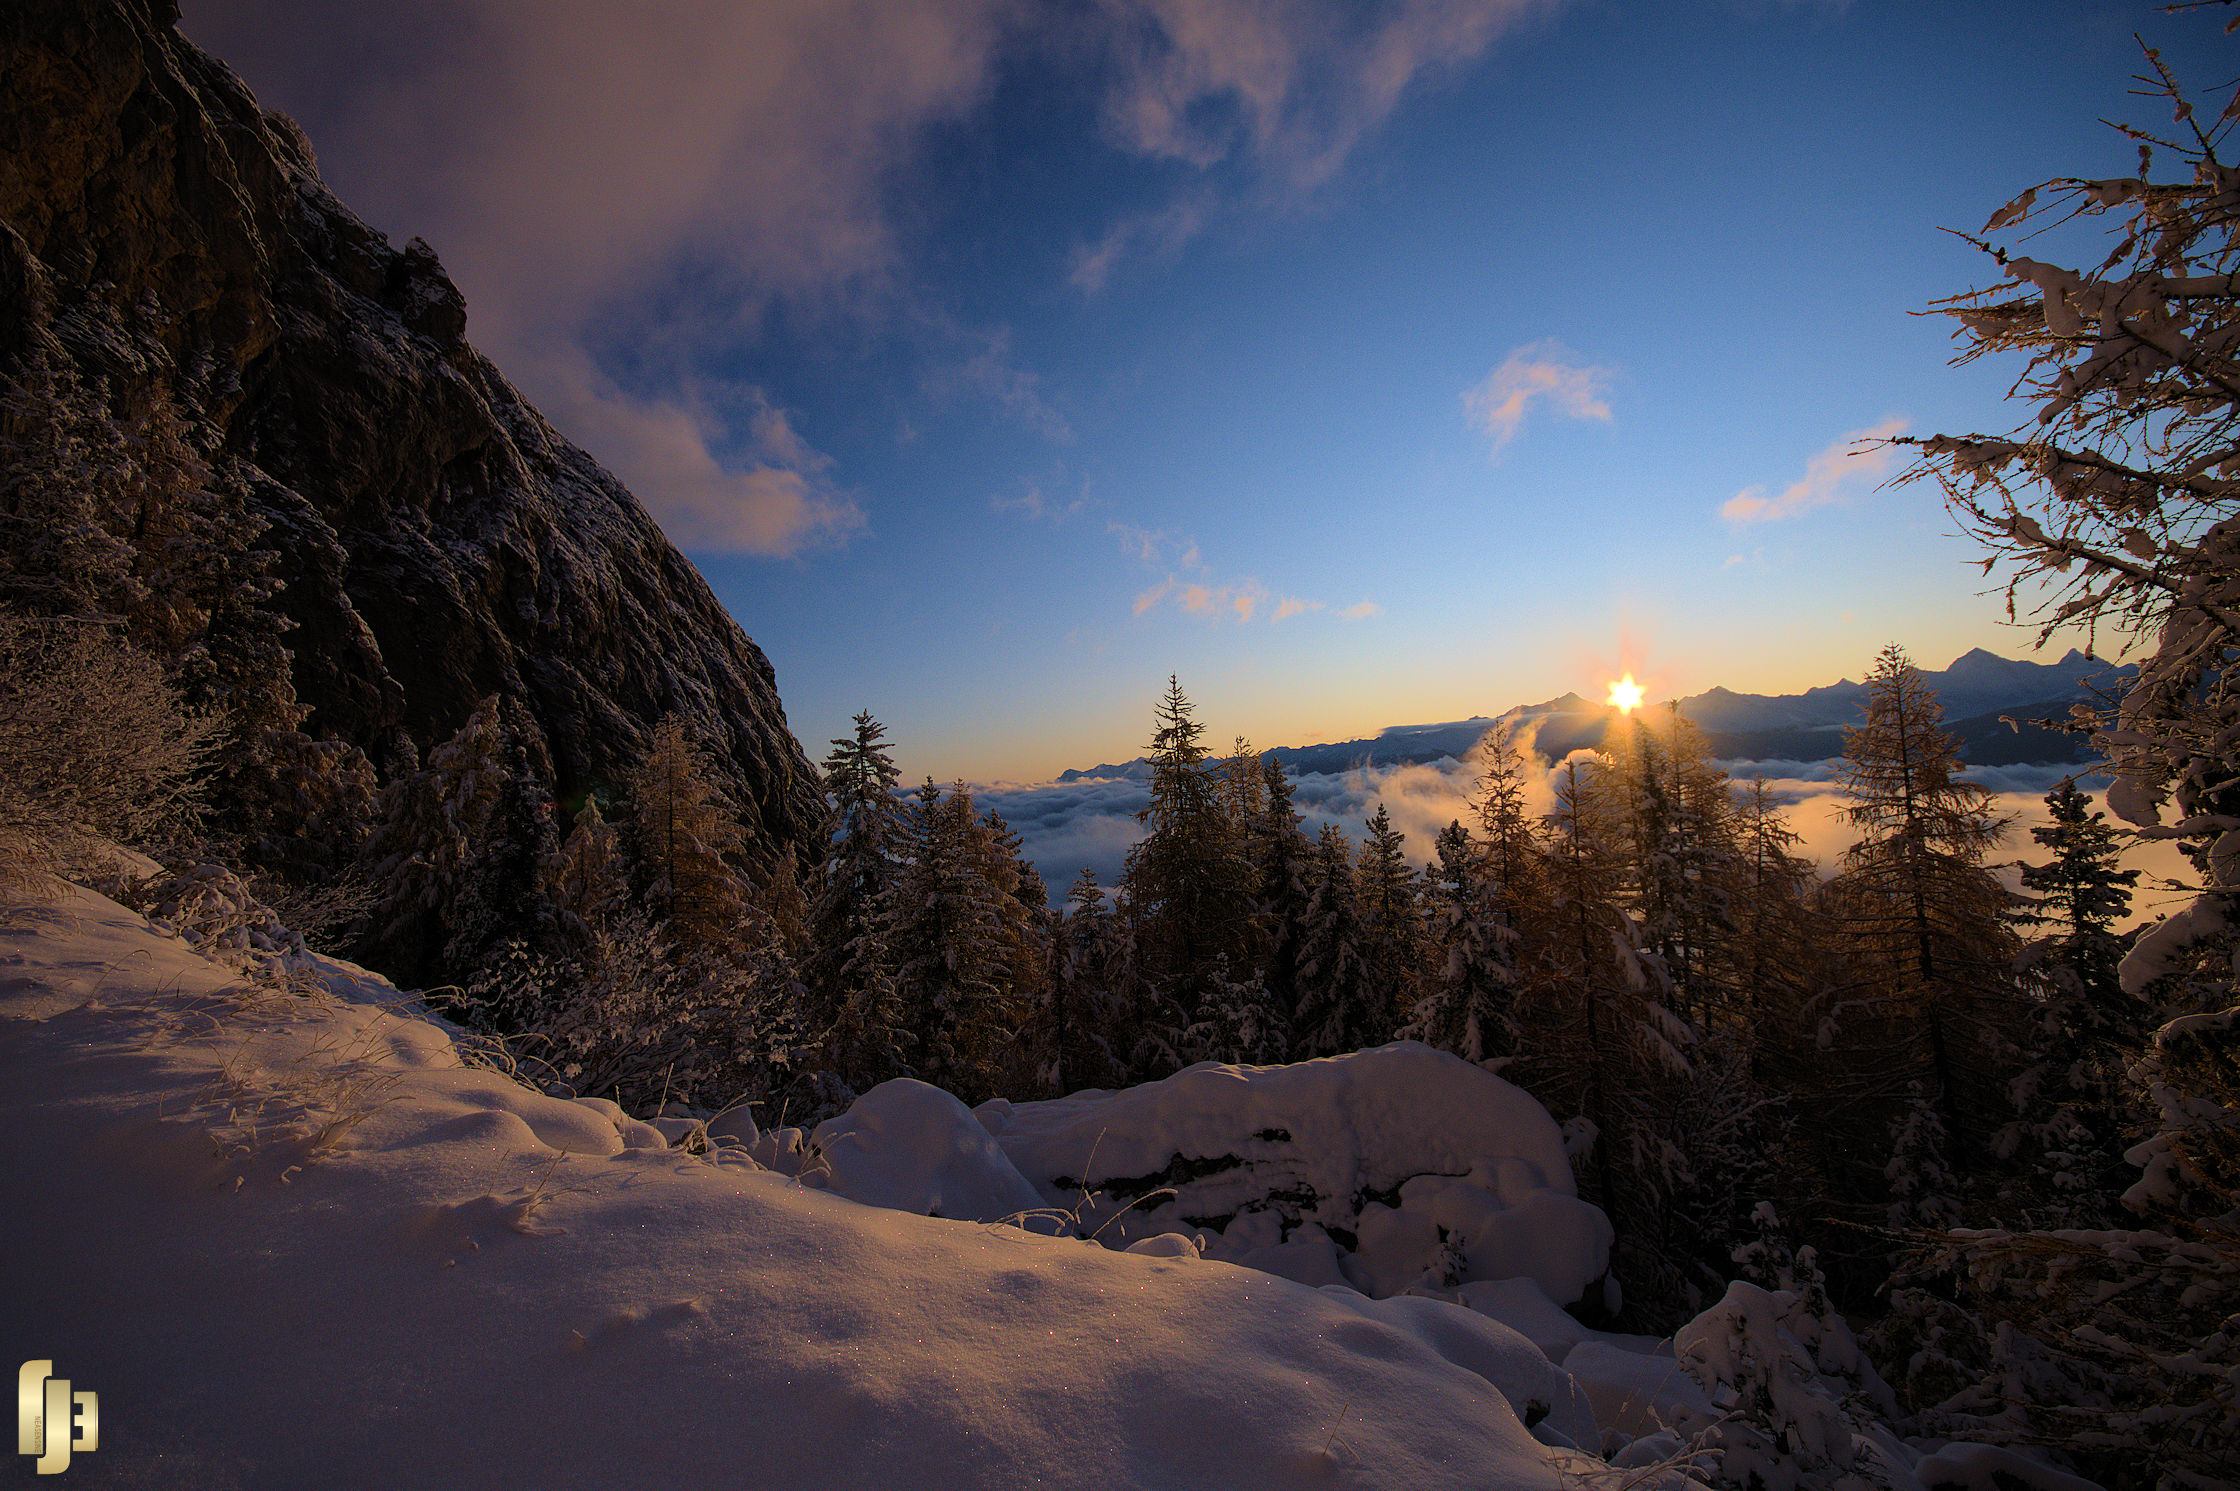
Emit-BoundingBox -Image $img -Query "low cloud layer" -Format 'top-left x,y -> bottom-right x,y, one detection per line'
984,750 -> 2188,930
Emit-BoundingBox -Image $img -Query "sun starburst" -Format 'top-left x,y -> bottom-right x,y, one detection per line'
1607,674 -> 1644,714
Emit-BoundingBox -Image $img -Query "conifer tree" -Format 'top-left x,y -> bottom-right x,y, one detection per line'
0,354 -> 136,619
1292,824 -> 1379,1056
2002,779 -> 2143,1210
1831,644 -> 2016,1178
1253,753 -> 1316,1029
1405,819 -> 1521,1065
359,695 -> 513,984
1354,804 -> 1426,1038
883,780 -> 1018,1103
1122,677 -> 1254,1066
805,712 -> 909,1093
545,796 -> 632,939
1466,720 -> 1551,1011
624,714 -> 752,954
1534,749 -> 1696,1299
1539,750 -> 1646,1211
974,806 -> 1053,1035
1027,869 -> 1135,1094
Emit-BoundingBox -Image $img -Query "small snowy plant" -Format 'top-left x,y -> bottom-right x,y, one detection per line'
1677,1207 -> 1907,1491
139,861 -> 316,985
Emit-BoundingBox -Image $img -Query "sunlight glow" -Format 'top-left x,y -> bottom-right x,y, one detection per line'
1606,675 -> 1644,714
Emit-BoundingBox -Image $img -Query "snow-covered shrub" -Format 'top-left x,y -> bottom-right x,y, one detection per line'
466,912 -> 808,1117
1674,1271 -> 1909,1491
0,609 -> 216,887
137,862 -> 315,982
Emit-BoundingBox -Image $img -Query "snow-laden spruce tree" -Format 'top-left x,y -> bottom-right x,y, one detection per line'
1123,677 -> 1256,1067
1290,823 -> 1379,1057
1886,37 -> 2240,1486
2001,778 -> 2145,1216
1402,818 -> 1523,1066
1251,752 -> 1316,1037
804,712 -> 910,1097
1354,804 -> 1427,1038
1023,868 -> 1136,1094
879,780 -> 1009,1102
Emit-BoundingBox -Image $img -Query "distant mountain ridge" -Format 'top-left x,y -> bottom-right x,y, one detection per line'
1055,649 -> 2132,783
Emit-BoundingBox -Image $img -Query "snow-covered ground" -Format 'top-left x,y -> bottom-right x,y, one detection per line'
0,880 -> 1624,1488
0,877 -> 2087,1489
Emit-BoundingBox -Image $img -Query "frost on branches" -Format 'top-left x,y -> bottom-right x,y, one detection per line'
1894,41 -> 2240,1490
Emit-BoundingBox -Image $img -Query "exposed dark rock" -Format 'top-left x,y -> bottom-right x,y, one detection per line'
0,0 -> 828,867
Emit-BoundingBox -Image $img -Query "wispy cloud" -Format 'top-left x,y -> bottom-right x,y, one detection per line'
1097,0 -> 1559,190
1070,196 -> 1215,293
930,325 -> 1074,441
1461,341 -> 1614,452
1131,576 -> 1309,622
993,485 -> 1086,524
1079,0 -> 1565,282
1721,417 -> 1907,524
535,353 -> 862,556
1109,522 -> 1197,568
1117,526 -> 1316,625
1340,600 -> 1382,619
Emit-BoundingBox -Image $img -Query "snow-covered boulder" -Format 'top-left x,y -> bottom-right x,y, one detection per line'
984,1042 -> 1613,1304
809,1078 -> 1049,1224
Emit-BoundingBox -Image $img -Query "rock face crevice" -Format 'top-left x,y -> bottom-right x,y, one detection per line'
0,0 -> 827,864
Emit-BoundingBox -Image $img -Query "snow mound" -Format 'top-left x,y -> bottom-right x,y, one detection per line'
1452,1276 -> 1600,1361
0,882 -> 1574,1489
982,1042 -> 1613,1304
806,1078 -> 1048,1223
1322,1288 -> 1600,1450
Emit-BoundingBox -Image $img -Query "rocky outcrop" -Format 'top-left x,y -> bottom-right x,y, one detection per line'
0,0 -> 827,864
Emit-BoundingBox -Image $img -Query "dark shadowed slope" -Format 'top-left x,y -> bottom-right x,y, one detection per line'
0,0 -> 826,865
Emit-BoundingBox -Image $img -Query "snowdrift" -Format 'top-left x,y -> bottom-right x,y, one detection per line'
0,882 -> 1592,1489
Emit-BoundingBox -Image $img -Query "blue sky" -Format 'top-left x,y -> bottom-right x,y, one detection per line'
182,0 -> 2229,784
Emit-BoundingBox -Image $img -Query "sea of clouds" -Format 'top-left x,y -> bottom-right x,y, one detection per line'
977,744 -> 2194,930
